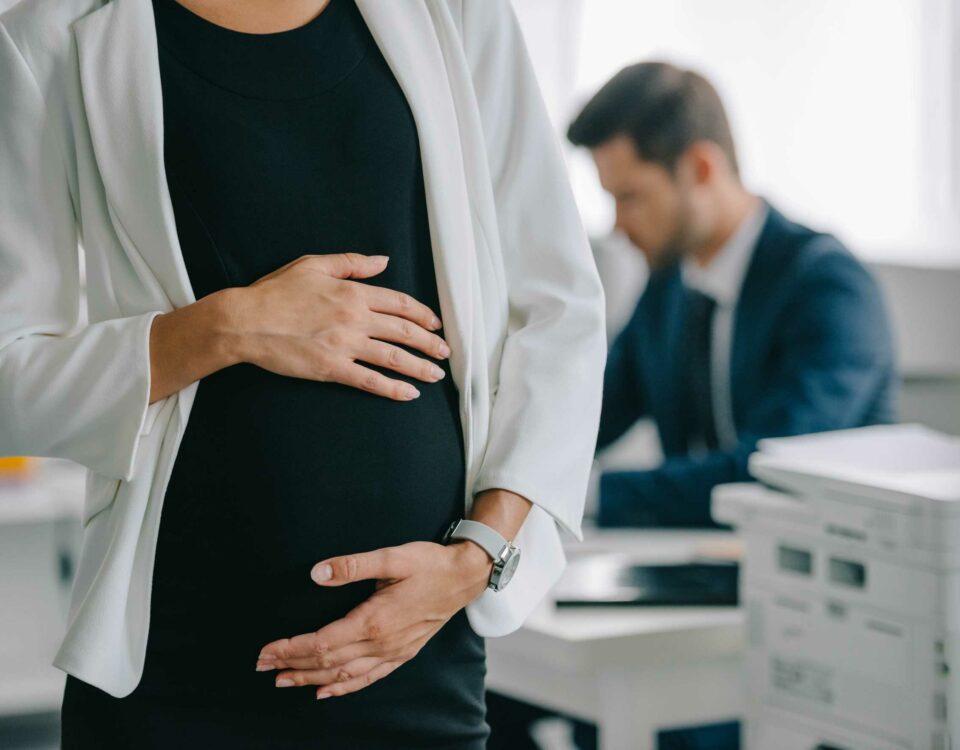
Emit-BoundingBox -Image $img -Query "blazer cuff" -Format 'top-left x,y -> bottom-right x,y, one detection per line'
473,469 -> 585,543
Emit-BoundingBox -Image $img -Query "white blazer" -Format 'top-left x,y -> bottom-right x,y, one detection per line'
0,0 -> 606,698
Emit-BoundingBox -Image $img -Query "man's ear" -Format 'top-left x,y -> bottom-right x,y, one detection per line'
680,140 -> 726,187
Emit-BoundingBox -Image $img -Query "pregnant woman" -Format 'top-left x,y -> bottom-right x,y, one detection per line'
0,0 -> 606,747
61,0 -> 499,746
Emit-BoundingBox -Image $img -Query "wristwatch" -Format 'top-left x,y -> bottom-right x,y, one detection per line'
442,519 -> 521,592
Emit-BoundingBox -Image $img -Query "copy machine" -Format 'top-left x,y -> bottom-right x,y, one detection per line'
712,424 -> 960,750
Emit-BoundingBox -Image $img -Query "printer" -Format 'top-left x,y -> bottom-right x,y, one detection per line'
712,424 -> 960,750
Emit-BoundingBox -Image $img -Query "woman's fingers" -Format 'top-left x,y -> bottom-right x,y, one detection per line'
316,659 -> 406,700
328,359 -> 421,401
273,655 -> 384,689
314,620 -> 441,671
363,284 -> 442,332
320,620 -> 435,667
356,338 -> 447,384
326,308 -> 452,397
365,311 -> 451,362
313,252 -> 391,281
261,618 -> 436,671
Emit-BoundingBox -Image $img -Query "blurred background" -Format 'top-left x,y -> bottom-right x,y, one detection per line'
513,0 -> 959,438
1,1 -> 957,749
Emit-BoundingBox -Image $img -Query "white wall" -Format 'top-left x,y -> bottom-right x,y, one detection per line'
871,263 -> 960,378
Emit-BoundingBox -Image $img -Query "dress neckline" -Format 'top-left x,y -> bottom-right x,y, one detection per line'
151,0 -> 370,101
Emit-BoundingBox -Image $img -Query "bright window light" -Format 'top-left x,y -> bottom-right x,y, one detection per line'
512,0 -> 959,267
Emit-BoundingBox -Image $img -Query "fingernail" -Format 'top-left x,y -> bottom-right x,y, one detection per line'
276,678 -> 295,688
405,385 -> 421,400
431,366 -> 445,380
256,661 -> 275,672
312,563 -> 333,582
372,255 -> 389,263
258,652 -> 275,660
317,692 -> 332,700
439,343 -> 451,358
431,317 -> 441,329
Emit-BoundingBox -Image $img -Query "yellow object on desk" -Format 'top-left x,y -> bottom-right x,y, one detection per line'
0,456 -> 36,479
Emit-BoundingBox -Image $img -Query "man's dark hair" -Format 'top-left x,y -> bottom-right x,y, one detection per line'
567,61 -> 740,177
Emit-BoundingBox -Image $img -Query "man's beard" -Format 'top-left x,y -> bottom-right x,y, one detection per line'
648,220 -> 697,272
647,192 -> 701,272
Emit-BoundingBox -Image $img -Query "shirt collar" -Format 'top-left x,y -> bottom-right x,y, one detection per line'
681,198 -> 768,308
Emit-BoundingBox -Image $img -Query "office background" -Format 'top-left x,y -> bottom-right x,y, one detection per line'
0,1 -> 957,748
512,0 -> 960,490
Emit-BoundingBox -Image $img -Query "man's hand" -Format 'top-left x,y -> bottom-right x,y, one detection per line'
254,540 -> 493,700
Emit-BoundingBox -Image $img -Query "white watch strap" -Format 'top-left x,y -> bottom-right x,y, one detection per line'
449,519 -> 507,559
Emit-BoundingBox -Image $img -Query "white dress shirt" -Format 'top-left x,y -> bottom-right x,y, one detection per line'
680,198 -> 768,452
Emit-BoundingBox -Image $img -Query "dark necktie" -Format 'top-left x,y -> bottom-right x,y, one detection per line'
680,288 -> 719,451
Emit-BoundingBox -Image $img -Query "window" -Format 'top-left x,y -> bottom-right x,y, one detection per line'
513,0 -> 960,266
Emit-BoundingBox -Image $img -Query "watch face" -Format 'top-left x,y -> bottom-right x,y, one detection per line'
442,520 -> 459,544
497,548 -> 521,589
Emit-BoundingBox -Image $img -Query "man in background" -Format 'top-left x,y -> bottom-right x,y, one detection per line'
486,61 -> 898,750
569,60 -> 897,528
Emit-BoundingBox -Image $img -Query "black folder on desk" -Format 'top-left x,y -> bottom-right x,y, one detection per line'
552,555 -> 739,608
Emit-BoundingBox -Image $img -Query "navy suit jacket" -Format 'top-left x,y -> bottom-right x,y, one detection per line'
596,201 -> 898,527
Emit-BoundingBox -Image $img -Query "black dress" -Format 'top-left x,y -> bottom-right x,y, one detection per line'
60,1 -> 489,747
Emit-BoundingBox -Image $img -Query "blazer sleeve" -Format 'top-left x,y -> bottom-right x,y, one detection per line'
0,21 -> 163,482
458,0 -> 608,542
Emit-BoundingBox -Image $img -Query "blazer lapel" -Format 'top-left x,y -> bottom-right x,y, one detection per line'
73,0 -> 195,312
73,0 -> 476,404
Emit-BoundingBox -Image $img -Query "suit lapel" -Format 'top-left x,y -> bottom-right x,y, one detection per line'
73,0 -> 475,402
729,203 -> 782,426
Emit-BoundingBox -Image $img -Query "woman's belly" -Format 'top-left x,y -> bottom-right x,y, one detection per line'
140,354 -> 466,701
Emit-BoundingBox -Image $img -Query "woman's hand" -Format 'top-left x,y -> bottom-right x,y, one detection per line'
223,252 -> 453,401
254,540 -> 493,700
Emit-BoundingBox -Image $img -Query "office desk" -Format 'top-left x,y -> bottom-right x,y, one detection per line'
484,528 -> 746,749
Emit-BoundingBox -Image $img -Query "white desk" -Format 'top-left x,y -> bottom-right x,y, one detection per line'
0,460 -> 83,716
484,528 -> 746,749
